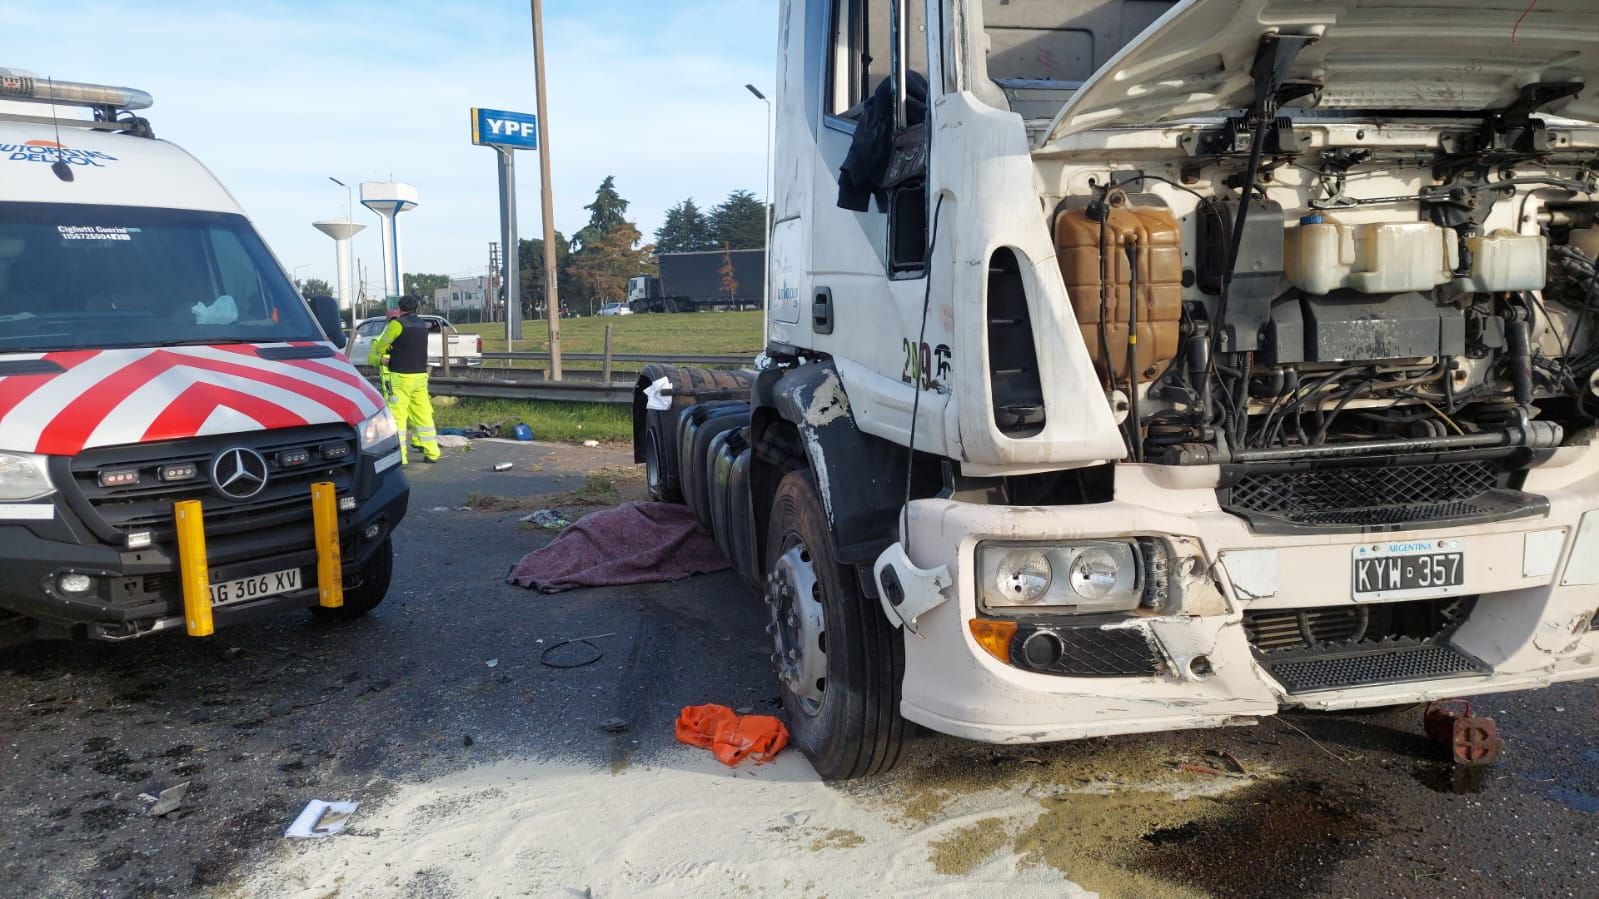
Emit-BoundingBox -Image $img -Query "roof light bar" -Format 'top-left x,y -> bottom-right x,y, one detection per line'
0,67 -> 152,112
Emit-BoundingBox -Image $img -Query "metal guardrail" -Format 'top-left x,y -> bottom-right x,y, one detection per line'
360,366 -> 635,404
480,351 -> 752,367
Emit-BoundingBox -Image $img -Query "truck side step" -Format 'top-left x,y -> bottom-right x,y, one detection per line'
1265,644 -> 1487,694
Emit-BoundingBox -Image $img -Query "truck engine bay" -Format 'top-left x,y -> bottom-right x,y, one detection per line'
1042,77 -> 1599,521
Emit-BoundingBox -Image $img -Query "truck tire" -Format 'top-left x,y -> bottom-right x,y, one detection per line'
643,427 -> 679,502
765,471 -> 904,780
311,538 -> 392,621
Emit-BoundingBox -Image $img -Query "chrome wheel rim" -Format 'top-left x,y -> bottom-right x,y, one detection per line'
767,541 -> 828,716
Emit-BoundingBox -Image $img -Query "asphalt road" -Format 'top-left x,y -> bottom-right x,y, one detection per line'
2,440 -> 1596,897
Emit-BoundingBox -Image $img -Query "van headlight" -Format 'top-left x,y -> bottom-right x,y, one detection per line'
358,409 -> 399,456
0,452 -> 54,501
978,540 -> 1145,613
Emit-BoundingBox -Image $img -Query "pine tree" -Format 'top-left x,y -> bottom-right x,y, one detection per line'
708,189 -> 767,250
654,198 -> 715,253
572,175 -> 629,253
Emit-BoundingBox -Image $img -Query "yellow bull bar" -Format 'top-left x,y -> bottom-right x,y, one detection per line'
173,481 -> 344,637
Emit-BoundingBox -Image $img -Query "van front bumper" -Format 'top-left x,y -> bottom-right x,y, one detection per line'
0,454 -> 407,640
874,453 -> 1599,744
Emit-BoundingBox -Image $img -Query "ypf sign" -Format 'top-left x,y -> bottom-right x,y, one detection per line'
471,108 -> 539,150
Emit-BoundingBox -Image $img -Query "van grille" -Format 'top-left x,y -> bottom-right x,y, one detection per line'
66,425 -> 357,546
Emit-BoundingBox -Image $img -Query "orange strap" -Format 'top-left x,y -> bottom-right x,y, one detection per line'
675,703 -> 789,765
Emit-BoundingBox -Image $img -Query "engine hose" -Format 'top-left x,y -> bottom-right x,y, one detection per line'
1124,236 -> 1143,462
1506,312 -> 1534,409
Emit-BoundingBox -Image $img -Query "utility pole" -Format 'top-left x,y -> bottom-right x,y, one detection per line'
530,0 -> 563,379
487,242 -> 500,324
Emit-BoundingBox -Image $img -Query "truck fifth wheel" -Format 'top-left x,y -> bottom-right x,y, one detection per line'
633,0 -> 1599,781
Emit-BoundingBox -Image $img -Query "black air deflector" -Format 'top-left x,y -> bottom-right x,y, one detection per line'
986,248 -> 1045,437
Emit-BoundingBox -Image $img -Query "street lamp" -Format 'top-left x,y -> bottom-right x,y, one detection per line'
329,176 -> 357,333
292,263 -> 311,292
745,83 -> 772,344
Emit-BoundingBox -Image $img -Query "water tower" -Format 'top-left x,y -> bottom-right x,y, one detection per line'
359,181 -> 419,301
311,218 -> 365,323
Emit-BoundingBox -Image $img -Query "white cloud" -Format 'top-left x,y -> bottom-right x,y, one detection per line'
2,0 -> 777,288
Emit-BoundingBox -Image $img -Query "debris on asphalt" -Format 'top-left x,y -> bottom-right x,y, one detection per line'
599,717 -> 629,733
520,509 -> 571,529
539,634 -> 613,669
284,800 -> 359,838
1423,699 -> 1502,793
463,734 -> 475,747
582,440 -> 599,447
493,462 -> 514,472
675,703 -> 789,766
485,659 -> 499,668
146,781 -> 190,817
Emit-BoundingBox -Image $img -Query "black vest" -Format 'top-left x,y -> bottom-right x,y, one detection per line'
387,314 -> 430,374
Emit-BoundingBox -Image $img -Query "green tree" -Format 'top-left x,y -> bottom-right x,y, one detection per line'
654,198 -> 715,252
571,175 -> 629,253
403,272 -> 451,302
517,232 -> 571,318
566,221 -> 654,313
708,189 -> 766,250
298,277 -> 333,298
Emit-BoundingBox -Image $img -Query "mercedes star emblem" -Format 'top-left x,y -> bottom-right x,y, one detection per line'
210,447 -> 270,500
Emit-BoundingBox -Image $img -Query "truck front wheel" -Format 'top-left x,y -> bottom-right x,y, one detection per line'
311,537 -> 393,621
765,471 -> 904,780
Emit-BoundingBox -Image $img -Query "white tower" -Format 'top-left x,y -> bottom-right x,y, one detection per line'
359,181 -> 419,301
311,219 -> 366,321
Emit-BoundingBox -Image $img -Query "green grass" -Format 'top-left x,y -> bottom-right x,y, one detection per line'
431,397 -> 632,444
458,309 -> 762,363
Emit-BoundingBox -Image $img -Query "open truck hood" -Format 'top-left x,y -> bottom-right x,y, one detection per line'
1040,0 -> 1599,146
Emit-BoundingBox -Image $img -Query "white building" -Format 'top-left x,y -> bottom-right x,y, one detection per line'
433,276 -> 488,312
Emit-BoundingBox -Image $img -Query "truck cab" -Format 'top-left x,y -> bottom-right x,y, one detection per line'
638,0 -> 1599,779
0,71 -> 408,642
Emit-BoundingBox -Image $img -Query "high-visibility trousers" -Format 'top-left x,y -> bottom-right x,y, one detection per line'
386,370 -> 439,463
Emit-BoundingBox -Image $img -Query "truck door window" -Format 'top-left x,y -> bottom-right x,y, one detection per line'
827,0 -> 927,119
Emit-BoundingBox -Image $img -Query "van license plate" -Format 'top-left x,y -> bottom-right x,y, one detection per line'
1353,540 -> 1464,600
210,568 -> 301,605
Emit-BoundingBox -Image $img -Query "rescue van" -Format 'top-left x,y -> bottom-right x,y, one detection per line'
0,70 -> 408,642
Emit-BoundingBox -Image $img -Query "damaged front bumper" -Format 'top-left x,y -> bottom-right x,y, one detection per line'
873,450 -> 1599,744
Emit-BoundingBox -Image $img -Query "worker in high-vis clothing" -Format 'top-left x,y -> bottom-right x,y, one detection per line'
369,295 -> 440,464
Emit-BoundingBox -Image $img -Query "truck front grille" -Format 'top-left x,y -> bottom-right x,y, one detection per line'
1243,597 -> 1484,694
1219,456 -> 1543,532
66,424 -> 358,546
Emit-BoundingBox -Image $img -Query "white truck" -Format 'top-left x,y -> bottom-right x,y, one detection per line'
635,0 -> 1599,780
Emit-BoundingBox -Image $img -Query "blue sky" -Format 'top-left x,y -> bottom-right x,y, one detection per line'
1,0 -> 777,290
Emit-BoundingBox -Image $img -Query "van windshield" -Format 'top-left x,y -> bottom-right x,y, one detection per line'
0,202 -> 323,352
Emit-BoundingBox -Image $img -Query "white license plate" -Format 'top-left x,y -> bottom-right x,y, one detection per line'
1352,539 -> 1466,600
210,567 -> 301,605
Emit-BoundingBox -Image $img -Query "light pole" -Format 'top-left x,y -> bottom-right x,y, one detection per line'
292,264 -> 310,293
329,177 -> 357,334
745,84 -> 772,345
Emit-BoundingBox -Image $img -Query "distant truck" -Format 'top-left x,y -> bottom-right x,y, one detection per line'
628,249 -> 764,313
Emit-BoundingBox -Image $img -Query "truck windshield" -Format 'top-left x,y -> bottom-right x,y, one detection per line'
0,202 -> 323,352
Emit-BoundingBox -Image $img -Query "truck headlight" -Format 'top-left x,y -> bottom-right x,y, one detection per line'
0,452 -> 54,501
358,409 -> 399,456
978,540 -> 1143,613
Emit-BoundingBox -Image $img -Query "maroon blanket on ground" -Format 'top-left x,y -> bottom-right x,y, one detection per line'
506,501 -> 730,593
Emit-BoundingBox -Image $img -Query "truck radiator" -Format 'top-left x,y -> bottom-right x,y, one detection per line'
1244,597 -> 1486,694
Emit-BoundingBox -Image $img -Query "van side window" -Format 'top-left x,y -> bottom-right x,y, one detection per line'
826,0 -> 927,119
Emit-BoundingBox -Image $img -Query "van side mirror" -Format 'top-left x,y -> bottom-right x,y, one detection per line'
308,295 -> 345,345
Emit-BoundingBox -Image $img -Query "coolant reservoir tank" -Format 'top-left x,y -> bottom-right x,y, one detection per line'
1055,199 -> 1182,383
1285,217 -> 1453,294
1450,230 -> 1547,292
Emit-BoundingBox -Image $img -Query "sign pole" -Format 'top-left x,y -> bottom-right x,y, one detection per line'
530,0 -> 562,380
497,147 -> 523,345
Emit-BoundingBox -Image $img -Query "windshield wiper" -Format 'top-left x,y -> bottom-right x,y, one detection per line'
148,337 -> 266,348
